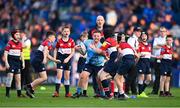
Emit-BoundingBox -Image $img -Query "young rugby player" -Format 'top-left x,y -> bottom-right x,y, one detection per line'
24,31 -> 60,98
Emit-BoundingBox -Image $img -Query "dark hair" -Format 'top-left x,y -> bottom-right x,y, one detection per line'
166,35 -> 173,39
46,31 -> 55,37
11,29 -> 20,40
103,27 -> 114,39
140,31 -> 148,40
117,32 -> 129,42
62,25 -> 71,31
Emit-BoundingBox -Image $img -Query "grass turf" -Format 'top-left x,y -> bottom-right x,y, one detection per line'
0,85 -> 180,107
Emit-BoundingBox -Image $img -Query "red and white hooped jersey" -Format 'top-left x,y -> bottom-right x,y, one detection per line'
118,42 -> 134,56
160,45 -> 173,60
56,38 -> 75,54
100,37 -> 117,55
137,42 -> 152,59
37,39 -> 53,52
5,40 -> 22,56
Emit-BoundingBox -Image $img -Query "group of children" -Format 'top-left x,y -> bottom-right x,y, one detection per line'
4,25 -> 174,100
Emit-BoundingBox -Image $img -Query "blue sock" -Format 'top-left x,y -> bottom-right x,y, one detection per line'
77,87 -> 82,94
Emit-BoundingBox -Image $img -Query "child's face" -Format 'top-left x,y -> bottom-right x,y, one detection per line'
49,35 -> 56,43
93,32 -> 101,43
166,37 -> 173,45
141,34 -> 148,42
120,35 -> 126,42
14,32 -> 21,41
62,28 -> 70,37
80,35 -> 88,41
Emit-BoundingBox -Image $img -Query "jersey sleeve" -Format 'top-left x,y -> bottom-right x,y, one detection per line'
100,41 -> 110,51
5,41 -> 11,52
55,40 -> 60,48
71,39 -> 75,48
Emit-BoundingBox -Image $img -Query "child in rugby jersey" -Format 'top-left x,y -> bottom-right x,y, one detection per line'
72,30 -> 105,98
90,31 -> 118,99
114,33 -> 137,100
24,31 -> 60,98
4,30 -> 25,98
136,32 -> 152,98
159,35 -> 174,97
52,26 -> 75,97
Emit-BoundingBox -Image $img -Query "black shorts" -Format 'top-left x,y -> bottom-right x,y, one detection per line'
83,64 -> 103,75
30,50 -> 46,73
117,55 -> 135,75
57,53 -> 71,70
77,57 -> 86,73
160,59 -> 172,76
103,52 -> 118,77
136,58 -> 151,74
8,55 -> 21,74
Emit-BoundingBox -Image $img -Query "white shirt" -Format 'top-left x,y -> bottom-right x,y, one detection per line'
152,36 -> 166,56
127,34 -> 139,51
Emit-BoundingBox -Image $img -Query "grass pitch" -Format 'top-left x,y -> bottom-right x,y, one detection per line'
0,85 -> 180,107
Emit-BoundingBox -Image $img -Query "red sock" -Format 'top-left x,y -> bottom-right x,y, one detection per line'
110,80 -> 114,95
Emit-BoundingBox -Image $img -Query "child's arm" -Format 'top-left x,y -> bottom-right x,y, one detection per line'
4,51 -> 10,69
64,48 -> 75,63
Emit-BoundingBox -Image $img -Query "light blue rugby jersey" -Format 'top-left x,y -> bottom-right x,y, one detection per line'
84,39 -> 105,66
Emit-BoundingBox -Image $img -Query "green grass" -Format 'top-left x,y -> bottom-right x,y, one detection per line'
0,85 -> 180,107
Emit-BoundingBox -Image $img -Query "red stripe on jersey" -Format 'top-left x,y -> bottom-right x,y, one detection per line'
119,42 -> 133,50
100,37 -> 117,51
5,40 -> 22,52
5,40 -> 22,56
160,45 -> 173,60
119,42 -> 134,56
41,40 -> 53,50
160,45 -> 173,55
56,38 -> 75,48
137,42 -> 151,53
56,38 -> 75,54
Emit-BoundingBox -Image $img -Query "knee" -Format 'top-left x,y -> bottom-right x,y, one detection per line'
42,76 -> 48,81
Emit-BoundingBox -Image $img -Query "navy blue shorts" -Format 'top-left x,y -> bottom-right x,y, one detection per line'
117,55 -> 135,75
160,59 -> 172,76
136,58 -> 151,74
8,55 -> 21,74
83,64 -> 103,75
77,57 -> 86,73
57,53 -> 71,70
103,52 -> 118,77
30,50 -> 46,73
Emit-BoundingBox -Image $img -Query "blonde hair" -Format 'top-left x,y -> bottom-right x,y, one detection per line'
160,26 -> 167,32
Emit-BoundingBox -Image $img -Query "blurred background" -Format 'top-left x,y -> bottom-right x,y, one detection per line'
0,0 -> 180,87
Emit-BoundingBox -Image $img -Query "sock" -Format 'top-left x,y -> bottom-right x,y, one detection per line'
142,83 -> 148,92
64,80 -> 70,95
83,90 -> 87,95
110,80 -> 114,95
165,91 -> 169,95
17,90 -> 21,96
138,84 -> 144,95
55,83 -> 61,93
77,87 -> 82,94
101,80 -> 110,97
92,75 -> 99,94
28,84 -> 32,89
64,85 -> 69,95
6,87 -> 10,96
